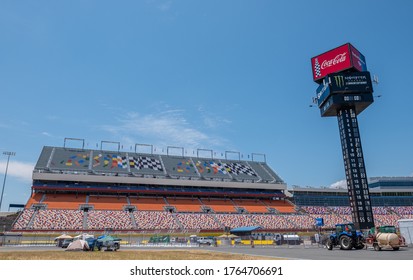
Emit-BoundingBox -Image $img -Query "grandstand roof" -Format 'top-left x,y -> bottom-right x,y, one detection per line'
230,226 -> 262,233
33,146 -> 286,191
291,179 -> 413,194
369,177 -> 413,190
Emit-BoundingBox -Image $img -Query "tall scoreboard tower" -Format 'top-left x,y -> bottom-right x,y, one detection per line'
311,43 -> 375,230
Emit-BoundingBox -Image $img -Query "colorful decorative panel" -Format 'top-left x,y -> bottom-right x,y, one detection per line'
57,153 -> 90,168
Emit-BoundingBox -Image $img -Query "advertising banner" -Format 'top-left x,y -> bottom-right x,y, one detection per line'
311,43 -> 367,83
329,71 -> 373,94
316,80 -> 330,107
316,71 -> 373,107
350,44 -> 368,72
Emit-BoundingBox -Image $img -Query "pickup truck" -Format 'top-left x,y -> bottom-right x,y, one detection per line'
197,237 -> 214,246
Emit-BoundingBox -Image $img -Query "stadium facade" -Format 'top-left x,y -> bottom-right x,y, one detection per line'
6,146 -> 413,233
291,177 -> 413,207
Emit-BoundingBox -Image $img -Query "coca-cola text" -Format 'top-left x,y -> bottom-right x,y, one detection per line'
321,52 -> 347,69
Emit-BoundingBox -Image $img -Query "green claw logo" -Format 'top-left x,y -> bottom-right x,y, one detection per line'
334,75 -> 345,87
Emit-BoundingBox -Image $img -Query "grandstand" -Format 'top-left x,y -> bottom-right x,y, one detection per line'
9,145 -> 413,233
12,145 -> 290,232
290,177 -> 413,228
291,177 -> 413,207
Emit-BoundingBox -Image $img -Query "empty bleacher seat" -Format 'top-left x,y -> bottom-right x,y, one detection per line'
129,197 -> 167,211
88,195 -> 127,210
43,194 -> 87,210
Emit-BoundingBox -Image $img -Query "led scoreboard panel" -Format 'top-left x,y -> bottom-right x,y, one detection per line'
319,93 -> 374,117
317,71 -> 374,117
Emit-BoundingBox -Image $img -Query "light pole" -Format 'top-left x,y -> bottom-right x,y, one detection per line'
0,151 -> 15,212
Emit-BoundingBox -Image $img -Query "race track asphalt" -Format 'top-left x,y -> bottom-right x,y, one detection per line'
1,244 -> 412,260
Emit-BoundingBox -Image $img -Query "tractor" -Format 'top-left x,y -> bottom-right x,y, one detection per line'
326,223 -> 365,250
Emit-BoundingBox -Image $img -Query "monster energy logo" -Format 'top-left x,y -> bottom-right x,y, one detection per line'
334,75 -> 345,88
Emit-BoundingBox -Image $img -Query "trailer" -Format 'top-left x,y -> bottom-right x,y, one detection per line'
365,225 -> 406,251
398,219 -> 413,246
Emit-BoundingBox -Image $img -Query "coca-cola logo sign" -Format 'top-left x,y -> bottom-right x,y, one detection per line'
311,43 -> 366,82
321,52 -> 347,69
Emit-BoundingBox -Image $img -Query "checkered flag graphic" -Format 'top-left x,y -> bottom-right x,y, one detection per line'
314,58 -> 321,78
113,155 -> 128,169
131,156 -> 163,171
223,163 -> 257,176
210,162 -> 227,174
121,156 -> 128,168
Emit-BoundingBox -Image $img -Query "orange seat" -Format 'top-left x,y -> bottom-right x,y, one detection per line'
88,196 -> 127,210
200,199 -> 237,213
25,193 -> 43,208
232,199 -> 269,213
43,194 -> 87,210
166,197 -> 202,212
130,197 -> 167,211
264,200 -> 296,213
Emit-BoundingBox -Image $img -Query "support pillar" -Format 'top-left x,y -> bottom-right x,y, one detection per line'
337,107 -> 374,229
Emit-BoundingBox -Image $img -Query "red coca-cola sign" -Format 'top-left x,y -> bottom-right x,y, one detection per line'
311,43 -> 367,83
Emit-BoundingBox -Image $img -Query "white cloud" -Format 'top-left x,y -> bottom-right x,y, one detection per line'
329,179 -> 347,189
145,0 -> 173,12
101,110 -> 226,149
197,105 -> 232,129
158,0 -> 172,11
0,160 -> 34,183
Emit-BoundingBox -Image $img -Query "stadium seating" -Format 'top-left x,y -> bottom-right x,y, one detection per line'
232,199 -> 269,213
264,200 -> 296,213
286,214 -> 316,229
133,211 -> 180,230
166,197 -> 203,212
214,214 -> 256,228
48,148 -> 90,172
259,162 -> 284,183
12,209 -> 35,230
42,194 -> 87,209
175,213 -> 222,230
374,214 -> 401,227
16,146 -> 413,233
88,195 -> 127,210
391,206 -> 413,219
31,210 -> 83,230
11,205 -> 413,231
194,159 -> 231,180
247,161 -> 277,182
251,214 -> 294,229
218,160 -> 259,182
200,198 -> 237,213
129,154 -> 165,177
24,193 -> 44,208
35,147 -> 287,186
87,210 -> 133,230
161,156 -> 199,179
129,197 -> 167,211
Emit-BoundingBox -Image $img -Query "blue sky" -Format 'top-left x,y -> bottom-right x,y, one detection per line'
1,0 -> 413,210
